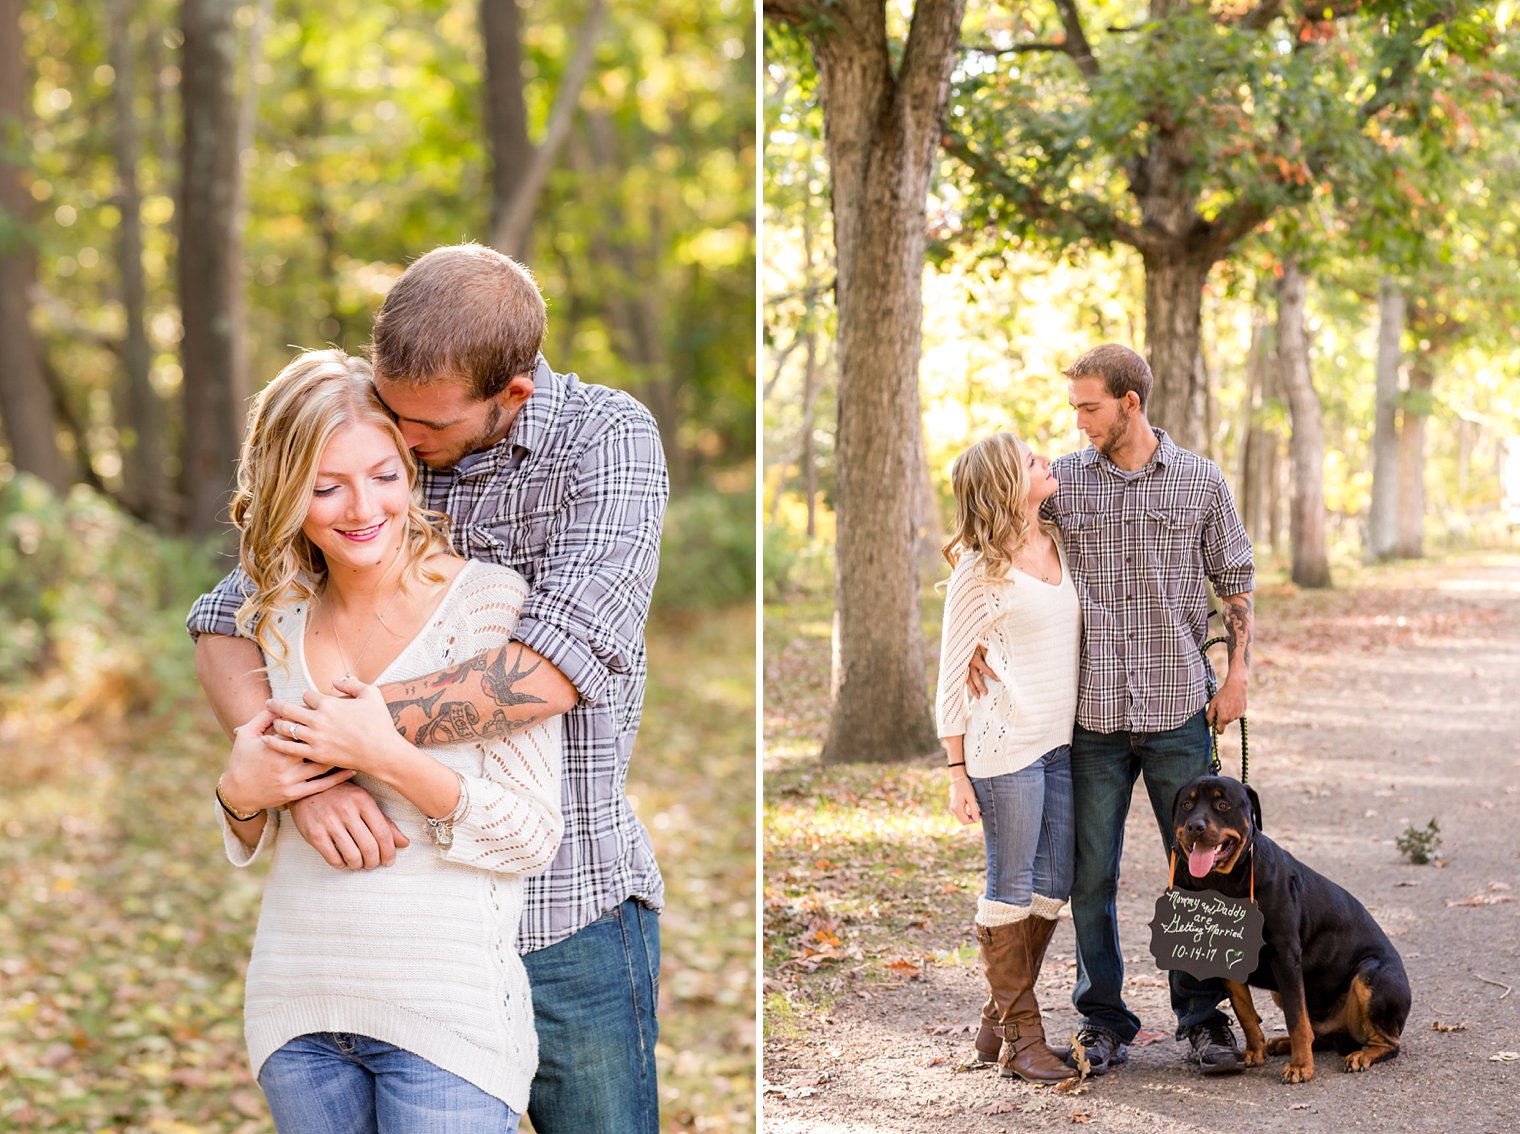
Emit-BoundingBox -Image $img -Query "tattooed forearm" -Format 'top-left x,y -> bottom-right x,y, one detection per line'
392,644 -> 551,746
1223,594 -> 1254,669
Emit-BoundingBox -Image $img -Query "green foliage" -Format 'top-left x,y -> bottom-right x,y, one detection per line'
1396,818 -> 1442,865
0,473 -> 224,704
16,0 -> 754,503
653,483 -> 757,616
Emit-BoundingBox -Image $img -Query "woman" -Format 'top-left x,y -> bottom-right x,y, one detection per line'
212,348 -> 563,1132
935,431 -> 1081,1083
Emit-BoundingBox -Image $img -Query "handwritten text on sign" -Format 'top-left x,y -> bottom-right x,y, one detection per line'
1147,888 -> 1264,983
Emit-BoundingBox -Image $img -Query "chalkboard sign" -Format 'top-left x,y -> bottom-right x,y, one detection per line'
1148,888 -> 1265,982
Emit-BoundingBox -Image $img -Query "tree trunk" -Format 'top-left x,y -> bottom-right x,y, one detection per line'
1395,362 -> 1433,558
0,0 -> 71,493
1240,313 -> 1272,548
482,0 -> 532,244
109,0 -> 169,527
179,0 -> 247,536
800,323 -> 819,539
1368,276 -> 1403,561
488,0 -> 608,258
1140,248 -> 1211,453
777,0 -> 965,764
1276,260 -> 1331,588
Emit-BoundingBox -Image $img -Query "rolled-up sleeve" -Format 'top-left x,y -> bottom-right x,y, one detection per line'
1202,476 -> 1255,598
187,567 -> 253,640
512,410 -> 668,706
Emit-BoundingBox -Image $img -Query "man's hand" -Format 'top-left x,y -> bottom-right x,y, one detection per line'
966,643 -> 1000,700
1206,677 -> 1247,731
288,781 -> 411,870
949,776 -> 981,825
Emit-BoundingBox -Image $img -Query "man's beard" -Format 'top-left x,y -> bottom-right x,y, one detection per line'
416,402 -> 504,470
1095,403 -> 1132,458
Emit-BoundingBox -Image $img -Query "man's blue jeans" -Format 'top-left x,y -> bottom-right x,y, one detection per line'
523,898 -> 660,1134
260,1033 -> 519,1133
1068,709 -> 1230,1042
970,745 -> 1075,906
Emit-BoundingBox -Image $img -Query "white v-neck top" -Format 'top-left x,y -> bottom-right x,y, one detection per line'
936,540 -> 1082,777
219,560 -> 563,1111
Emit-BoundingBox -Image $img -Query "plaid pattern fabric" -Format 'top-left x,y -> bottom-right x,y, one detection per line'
1043,429 -> 1254,734
187,358 -> 668,952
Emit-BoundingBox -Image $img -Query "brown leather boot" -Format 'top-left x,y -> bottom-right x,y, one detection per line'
974,921 -> 1019,1063
995,919 -> 1076,1082
974,913 -> 1065,1063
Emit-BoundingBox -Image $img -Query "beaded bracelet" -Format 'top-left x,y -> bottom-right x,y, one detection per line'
216,776 -> 263,822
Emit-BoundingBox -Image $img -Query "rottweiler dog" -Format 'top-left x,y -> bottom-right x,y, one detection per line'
1170,774 -> 1411,1084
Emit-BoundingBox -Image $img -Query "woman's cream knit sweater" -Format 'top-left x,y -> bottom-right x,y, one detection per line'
936,541 -> 1082,777
220,561 -> 563,1112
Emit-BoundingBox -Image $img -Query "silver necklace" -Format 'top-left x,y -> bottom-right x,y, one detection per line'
325,556 -> 407,681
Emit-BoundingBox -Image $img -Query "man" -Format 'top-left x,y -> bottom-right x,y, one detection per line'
189,243 -> 667,1132
974,343 -> 1254,1076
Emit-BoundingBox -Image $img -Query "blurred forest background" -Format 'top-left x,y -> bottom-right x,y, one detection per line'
762,0 -> 1520,765
0,0 -> 755,1131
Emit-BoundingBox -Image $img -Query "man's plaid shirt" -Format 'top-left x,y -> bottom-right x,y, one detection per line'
1044,429 -> 1254,735
187,358 -> 668,952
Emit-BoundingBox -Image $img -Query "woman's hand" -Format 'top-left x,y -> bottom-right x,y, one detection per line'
949,774 -> 981,826
263,676 -> 405,776
221,708 -> 356,813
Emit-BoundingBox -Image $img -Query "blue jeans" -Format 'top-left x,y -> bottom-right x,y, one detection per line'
259,1033 -> 519,1134
971,745 -> 1075,906
1068,709 -> 1229,1042
522,898 -> 660,1134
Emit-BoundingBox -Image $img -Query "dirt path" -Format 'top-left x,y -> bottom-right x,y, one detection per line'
763,556 -> 1520,1133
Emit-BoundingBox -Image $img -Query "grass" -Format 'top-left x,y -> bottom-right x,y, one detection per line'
0,602 -> 755,1134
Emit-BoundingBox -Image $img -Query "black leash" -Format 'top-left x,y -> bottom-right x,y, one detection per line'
1202,634 -> 1249,784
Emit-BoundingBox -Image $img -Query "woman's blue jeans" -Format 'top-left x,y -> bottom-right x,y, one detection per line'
970,745 -> 1076,906
1067,709 -> 1231,1042
259,1033 -> 519,1134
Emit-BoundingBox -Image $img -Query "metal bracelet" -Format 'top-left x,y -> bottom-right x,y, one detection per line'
425,771 -> 470,848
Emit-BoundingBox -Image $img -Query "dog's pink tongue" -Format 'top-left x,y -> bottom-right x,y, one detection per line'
1187,846 -> 1217,878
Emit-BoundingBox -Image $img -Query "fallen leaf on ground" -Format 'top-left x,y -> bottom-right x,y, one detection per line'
884,958 -> 924,979
1445,895 -> 1514,907
920,1054 -> 948,1067
1132,1028 -> 1171,1046
1431,1020 -> 1468,1032
983,1100 -> 1020,1115
1489,1051 -> 1520,1062
1071,1110 -> 1094,1124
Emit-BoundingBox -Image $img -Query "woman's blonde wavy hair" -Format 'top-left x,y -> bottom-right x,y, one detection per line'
229,348 -> 455,660
942,431 -> 1048,582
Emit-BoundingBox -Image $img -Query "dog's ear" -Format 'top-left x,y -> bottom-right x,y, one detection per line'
1245,784 -> 1263,832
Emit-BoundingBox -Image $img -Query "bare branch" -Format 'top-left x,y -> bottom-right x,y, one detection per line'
762,0 -> 821,26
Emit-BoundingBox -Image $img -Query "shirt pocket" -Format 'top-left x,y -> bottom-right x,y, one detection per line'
1142,506 -> 1205,563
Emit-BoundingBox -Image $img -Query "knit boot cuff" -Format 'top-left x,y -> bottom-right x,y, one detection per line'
976,897 -> 1033,927
1030,894 -> 1066,920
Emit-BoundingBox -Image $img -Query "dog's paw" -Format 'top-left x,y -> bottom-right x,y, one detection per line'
1343,1046 -> 1396,1073
1281,1063 -> 1314,1084
1243,1045 -> 1266,1068
1265,1037 -> 1293,1056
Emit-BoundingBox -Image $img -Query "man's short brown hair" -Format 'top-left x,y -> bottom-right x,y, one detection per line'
371,243 -> 547,400
1063,343 -> 1153,409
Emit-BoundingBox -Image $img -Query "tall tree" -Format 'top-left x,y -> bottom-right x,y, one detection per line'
765,0 -> 966,764
0,0 -> 69,492
109,0 -> 168,527
1275,259 -> 1331,587
485,0 -> 608,257
1368,277 -> 1404,560
946,2 -> 1495,452
179,0 -> 247,535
